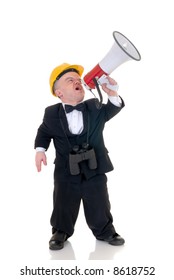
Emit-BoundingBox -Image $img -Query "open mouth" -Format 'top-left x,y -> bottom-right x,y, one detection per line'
75,86 -> 81,90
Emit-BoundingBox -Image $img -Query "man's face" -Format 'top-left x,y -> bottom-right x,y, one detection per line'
54,71 -> 85,105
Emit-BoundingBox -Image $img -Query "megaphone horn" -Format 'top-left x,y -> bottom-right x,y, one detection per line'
83,31 -> 141,91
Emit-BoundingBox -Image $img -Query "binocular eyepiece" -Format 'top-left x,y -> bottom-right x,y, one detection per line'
69,143 -> 97,175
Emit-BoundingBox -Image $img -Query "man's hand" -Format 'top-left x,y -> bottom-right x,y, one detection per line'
101,76 -> 119,96
35,152 -> 47,172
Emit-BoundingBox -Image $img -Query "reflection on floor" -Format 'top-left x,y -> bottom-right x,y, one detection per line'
49,239 -> 125,260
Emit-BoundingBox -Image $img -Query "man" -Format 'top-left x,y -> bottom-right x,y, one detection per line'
35,63 -> 125,250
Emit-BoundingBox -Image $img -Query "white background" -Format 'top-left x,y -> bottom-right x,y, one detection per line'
0,0 -> 174,279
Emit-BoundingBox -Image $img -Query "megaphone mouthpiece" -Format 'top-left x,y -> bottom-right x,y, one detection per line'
83,64 -> 108,89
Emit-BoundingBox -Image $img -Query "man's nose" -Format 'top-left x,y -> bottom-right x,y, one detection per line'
74,79 -> 81,85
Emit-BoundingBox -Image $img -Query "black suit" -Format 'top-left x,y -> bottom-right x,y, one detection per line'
35,98 -> 125,239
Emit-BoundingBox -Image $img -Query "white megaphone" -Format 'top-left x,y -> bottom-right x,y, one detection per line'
83,31 -> 141,93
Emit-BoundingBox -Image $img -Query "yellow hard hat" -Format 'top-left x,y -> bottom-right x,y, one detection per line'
49,63 -> 84,96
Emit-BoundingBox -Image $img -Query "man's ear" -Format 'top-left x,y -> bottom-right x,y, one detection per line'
54,89 -> 62,98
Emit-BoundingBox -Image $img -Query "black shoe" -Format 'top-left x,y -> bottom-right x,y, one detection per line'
97,233 -> 125,246
108,233 -> 125,246
49,231 -> 67,250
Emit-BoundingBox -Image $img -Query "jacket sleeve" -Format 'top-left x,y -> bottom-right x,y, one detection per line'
104,96 -> 125,122
34,108 -> 53,150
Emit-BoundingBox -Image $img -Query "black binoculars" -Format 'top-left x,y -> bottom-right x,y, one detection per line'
69,143 -> 97,175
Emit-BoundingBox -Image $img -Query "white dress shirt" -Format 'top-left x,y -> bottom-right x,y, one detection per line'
36,96 -> 122,152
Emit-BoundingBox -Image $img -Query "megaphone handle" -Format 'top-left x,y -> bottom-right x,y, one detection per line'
98,75 -> 119,91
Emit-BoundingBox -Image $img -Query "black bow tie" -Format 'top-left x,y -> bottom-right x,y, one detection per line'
65,103 -> 85,113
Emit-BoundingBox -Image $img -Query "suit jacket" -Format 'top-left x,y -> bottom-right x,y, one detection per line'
35,98 -> 125,180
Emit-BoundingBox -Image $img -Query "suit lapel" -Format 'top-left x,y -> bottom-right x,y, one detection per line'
82,104 -> 88,136
59,104 -> 72,136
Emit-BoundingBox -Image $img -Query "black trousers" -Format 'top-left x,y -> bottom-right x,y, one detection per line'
50,172 -> 116,240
